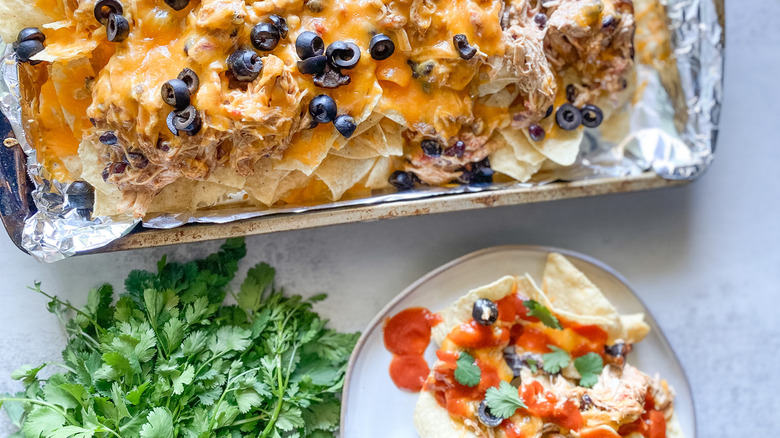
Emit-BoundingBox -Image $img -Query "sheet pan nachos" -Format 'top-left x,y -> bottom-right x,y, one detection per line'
1,0 -> 668,218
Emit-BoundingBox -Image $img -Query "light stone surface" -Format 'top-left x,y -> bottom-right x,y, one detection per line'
1,1 -> 779,435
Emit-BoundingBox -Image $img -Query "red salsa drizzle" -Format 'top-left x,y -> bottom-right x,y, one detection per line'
618,391 -> 667,438
520,381 -> 583,431
383,307 -> 441,392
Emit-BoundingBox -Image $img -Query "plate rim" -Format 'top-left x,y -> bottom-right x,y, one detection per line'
339,244 -> 697,438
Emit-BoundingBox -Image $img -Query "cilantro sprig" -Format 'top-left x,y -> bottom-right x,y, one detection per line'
523,300 -> 562,330
454,351 -> 481,387
574,353 -> 604,388
485,381 -> 526,419
0,238 -> 359,438
541,346 -> 571,374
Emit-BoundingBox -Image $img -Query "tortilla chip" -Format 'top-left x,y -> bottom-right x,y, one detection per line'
363,156 -> 394,190
93,188 -> 125,218
432,275 -> 516,346
275,125 -> 338,175
191,181 -> 248,211
377,118 -> 405,157
489,144 -> 544,182
78,137 -> 117,198
244,158 -> 291,206
620,313 -> 651,345
313,154 -> 376,200
205,164 -> 246,189
147,179 -> 194,214
51,57 -> 94,139
526,124 -> 583,166
333,112 -> 383,151
414,391 -> 478,438
0,0 -> 59,43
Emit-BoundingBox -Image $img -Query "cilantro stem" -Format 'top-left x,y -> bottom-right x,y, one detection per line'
224,413 -> 267,427
29,286 -> 105,335
258,355 -> 286,438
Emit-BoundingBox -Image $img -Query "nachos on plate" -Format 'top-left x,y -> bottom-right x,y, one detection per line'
408,253 -> 681,438
3,0 -> 637,217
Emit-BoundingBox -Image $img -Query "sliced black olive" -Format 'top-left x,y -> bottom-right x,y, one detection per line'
580,104 -> 604,128
388,170 -> 414,191
99,131 -> 118,145
15,40 -> 44,63
605,342 -> 629,358
313,66 -> 351,88
228,49 -> 263,82
452,34 -> 477,60
66,181 -> 95,210
504,351 -> 544,377
544,105 -> 554,118
296,31 -> 324,59
369,34 -> 394,60
94,0 -> 123,25
326,41 -> 360,69
534,13 -> 548,29
251,23 -> 280,51
421,139 -> 441,157
566,84 -> 578,103
444,140 -> 465,157
555,103 -> 582,131
127,152 -> 149,169
528,124 -> 545,142
333,114 -> 356,138
166,111 -> 179,136
477,400 -> 503,427
164,0 -> 189,10
107,13 -> 130,42
297,54 -> 327,75
308,94 -> 337,124
472,298 -> 498,326
177,68 -> 200,94
269,15 -> 288,39
17,27 -> 45,45
173,105 -> 202,135
161,79 -> 191,109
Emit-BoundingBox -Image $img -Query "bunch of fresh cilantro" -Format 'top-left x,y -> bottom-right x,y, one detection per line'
0,238 -> 359,438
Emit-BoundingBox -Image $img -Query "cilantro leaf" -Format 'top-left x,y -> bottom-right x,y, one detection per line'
139,407 -> 174,438
454,351 -> 481,387
485,381 -> 527,419
525,359 -> 538,373
523,300 -> 562,329
541,345 -> 571,374
574,353 -> 604,388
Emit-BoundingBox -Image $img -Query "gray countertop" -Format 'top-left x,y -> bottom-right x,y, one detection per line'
2,1 -> 779,435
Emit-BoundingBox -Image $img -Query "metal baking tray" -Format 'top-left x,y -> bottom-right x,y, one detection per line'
0,0 -> 724,257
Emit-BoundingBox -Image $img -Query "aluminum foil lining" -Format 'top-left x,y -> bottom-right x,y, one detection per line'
0,0 -> 724,262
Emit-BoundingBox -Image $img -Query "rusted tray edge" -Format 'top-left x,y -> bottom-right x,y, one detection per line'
92,172 -> 687,253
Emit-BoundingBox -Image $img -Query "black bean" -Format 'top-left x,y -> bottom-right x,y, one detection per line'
566,84 -> 578,103
452,34 -> 477,60
388,171 -> 414,191
127,152 -> 149,169
296,31 -> 324,59
444,140 -> 465,157
326,41 -> 360,69
94,0 -> 123,25
308,94 -> 337,124
534,13 -> 548,29
107,13 -> 130,42
161,79 -> 191,109
555,103 -> 582,131
369,34 -> 394,60
251,23 -> 280,51
99,131 -> 118,145
472,298 -> 498,326
421,139 -> 441,157
109,161 -> 127,175
544,105 -> 554,118
228,48 -> 263,82
528,123 -> 545,142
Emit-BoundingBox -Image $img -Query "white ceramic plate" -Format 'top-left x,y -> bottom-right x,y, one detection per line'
340,245 -> 695,438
